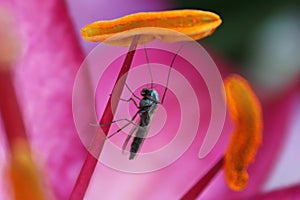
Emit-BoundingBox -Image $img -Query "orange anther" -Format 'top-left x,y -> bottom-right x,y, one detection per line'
81,10 -> 222,46
9,139 -> 46,200
224,74 -> 263,191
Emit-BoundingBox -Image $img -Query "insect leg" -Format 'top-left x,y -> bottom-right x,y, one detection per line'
89,111 -> 139,127
106,111 -> 140,139
119,97 -> 139,108
125,83 -> 141,101
90,119 -> 131,127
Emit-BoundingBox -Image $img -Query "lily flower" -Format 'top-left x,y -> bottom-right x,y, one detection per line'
0,0 -> 299,200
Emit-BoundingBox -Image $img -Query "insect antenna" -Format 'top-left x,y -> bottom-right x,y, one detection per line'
144,45 -> 154,89
160,44 -> 185,104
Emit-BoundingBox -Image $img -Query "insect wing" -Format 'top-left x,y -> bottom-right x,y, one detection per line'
122,118 -> 140,154
132,129 -> 148,158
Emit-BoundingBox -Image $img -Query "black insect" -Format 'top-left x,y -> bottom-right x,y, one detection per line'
105,46 -> 182,160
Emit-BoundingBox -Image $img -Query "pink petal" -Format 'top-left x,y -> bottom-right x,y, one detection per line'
4,0 -> 87,199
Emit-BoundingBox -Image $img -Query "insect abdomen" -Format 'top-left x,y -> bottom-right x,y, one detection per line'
129,136 -> 143,160
129,126 -> 147,160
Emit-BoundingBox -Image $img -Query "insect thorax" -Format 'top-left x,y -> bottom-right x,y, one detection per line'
140,89 -> 159,107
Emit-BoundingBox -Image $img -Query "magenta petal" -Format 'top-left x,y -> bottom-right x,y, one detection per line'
7,0 -> 87,199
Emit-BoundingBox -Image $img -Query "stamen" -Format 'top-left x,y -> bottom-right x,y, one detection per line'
224,74 -> 263,191
70,35 -> 140,199
181,74 -> 263,198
